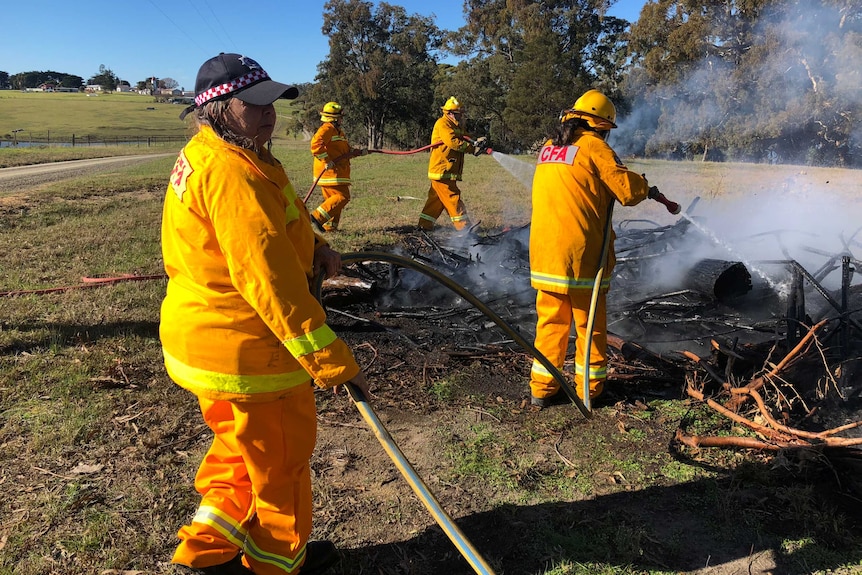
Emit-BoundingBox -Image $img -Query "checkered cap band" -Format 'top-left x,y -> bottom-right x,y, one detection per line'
195,69 -> 270,107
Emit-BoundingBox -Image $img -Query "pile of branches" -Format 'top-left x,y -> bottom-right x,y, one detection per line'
677,318 -> 862,451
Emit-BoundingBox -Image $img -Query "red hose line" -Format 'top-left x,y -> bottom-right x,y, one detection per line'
369,142 -> 442,155
0,273 -> 166,298
303,142 -> 442,204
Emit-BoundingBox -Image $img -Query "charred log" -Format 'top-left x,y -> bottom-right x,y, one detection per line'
684,259 -> 752,302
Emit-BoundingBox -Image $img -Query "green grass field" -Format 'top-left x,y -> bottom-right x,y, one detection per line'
0,90 -> 300,142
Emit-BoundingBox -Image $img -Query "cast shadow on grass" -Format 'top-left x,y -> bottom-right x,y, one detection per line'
335,468 -> 862,575
0,320 -> 160,356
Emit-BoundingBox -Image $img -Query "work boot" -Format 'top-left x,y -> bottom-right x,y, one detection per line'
530,392 -> 571,409
190,554 -> 252,575
311,216 -> 326,233
299,540 -> 339,574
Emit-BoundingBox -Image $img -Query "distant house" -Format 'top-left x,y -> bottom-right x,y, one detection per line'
26,83 -> 56,92
85,84 -> 103,92
116,85 -> 133,93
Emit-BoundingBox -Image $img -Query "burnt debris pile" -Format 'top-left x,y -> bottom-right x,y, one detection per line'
322,211 -> 862,465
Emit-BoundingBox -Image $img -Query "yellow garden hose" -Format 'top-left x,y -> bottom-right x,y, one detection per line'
344,383 -> 497,575
581,202 -> 615,412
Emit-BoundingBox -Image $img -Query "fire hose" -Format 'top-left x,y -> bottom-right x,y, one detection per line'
651,190 -> 681,215
315,252 -> 591,418
343,382 -> 497,575
581,188 -> 682,410
0,273 -> 167,297
580,202 -> 615,411
312,253 -> 502,574
303,143 -> 444,204
312,250 -> 596,573
368,141 -> 442,155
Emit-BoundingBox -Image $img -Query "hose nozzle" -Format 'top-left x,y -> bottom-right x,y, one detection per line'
655,193 -> 681,214
648,187 -> 681,214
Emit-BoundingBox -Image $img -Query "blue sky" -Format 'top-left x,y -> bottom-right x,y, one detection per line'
2,0 -> 645,91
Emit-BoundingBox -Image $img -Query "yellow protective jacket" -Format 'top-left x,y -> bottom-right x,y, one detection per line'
530,130 -> 649,294
311,122 -> 352,186
161,126 -> 360,402
427,114 -> 475,181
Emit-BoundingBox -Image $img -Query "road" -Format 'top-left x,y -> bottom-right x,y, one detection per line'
0,154 -> 174,192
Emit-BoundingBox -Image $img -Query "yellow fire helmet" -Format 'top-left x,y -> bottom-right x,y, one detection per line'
320,101 -> 344,122
441,96 -> 463,113
560,89 -> 617,129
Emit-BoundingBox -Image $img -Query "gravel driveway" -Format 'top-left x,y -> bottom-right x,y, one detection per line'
0,154 -> 174,192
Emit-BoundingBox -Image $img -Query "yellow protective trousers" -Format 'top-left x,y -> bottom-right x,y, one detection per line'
313,184 -> 351,231
172,384 -> 316,574
530,289 -> 608,401
419,180 -> 469,230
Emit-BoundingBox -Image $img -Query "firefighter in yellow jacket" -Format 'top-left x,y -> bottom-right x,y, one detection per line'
529,89 -> 652,408
419,97 -> 487,231
310,102 -> 366,232
163,53 -> 369,575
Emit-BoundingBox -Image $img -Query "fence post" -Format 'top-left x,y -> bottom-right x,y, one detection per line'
72,134 -> 76,147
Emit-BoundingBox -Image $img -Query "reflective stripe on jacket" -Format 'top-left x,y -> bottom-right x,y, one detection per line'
311,122 -> 352,186
427,114 -> 475,181
529,131 -> 649,294
160,126 -> 359,401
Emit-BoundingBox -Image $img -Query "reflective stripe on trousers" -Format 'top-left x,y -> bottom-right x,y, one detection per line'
172,385 -> 316,574
529,289 -> 607,400
419,180 -> 469,230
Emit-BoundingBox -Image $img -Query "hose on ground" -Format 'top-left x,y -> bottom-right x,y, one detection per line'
314,250 -> 591,419
344,382 -> 497,574
0,273 -> 166,297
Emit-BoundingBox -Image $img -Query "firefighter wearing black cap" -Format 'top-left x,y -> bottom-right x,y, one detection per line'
529,89 -> 650,409
165,53 -> 369,575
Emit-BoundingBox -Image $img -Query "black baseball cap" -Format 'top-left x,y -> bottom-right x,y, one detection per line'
179,53 -> 299,120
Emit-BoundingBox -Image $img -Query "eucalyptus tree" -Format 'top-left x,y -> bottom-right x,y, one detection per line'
87,64 -> 119,91
314,0 -> 441,149
625,0 -> 862,165
443,0 -> 629,150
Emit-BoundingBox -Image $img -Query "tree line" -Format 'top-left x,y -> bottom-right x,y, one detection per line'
291,0 -> 860,167
1,66 -> 180,93
4,0 -> 858,167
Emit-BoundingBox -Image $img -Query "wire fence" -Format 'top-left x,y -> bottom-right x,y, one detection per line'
0,133 -> 186,148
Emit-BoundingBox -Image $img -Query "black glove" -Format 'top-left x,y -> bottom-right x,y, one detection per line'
473,136 -> 489,156
648,185 -> 660,200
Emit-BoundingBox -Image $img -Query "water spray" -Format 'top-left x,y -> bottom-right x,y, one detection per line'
679,211 -> 782,292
